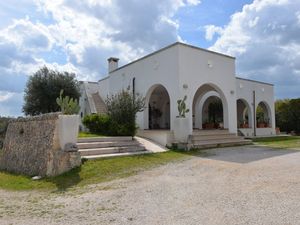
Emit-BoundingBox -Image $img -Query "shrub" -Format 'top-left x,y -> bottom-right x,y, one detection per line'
82,90 -> 145,137
106,90 -> 145,136
82,114 -> 112,135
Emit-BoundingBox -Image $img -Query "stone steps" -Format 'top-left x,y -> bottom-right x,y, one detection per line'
77,141 -> 140,149
192,139 -> 252,149
190,129 -> 252,149
77,136 -> 147,159
78,136 -> 132,143
79,146 -> 146,156
82,151 -> 151,160
191,133 -> 238,141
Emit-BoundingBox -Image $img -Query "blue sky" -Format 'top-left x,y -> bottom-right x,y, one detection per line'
0,0 -> 299,116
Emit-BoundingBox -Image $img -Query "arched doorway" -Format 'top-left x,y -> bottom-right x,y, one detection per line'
202,96 -> 223,129
193,83 -> 228,130
146,84 -> 170,129
256,101 -> 271,128
237,99 -> 252,128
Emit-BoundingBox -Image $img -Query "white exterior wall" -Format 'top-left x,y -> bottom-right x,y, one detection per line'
235,78 -> 275,136
106,45 -> 180,130
97,77 -> 109,100
177,44 -> 237,134
84,42 -> 277,144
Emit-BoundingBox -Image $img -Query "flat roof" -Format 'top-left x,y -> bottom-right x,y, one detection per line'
236,77 -> 274,86
110,42 -> 235,73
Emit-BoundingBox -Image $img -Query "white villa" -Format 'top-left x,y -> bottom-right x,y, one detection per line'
79,42 -> 275,147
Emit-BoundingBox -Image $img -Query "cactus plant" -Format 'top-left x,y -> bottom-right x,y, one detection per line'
56,90 -> 80,115
177,95 -> 190,118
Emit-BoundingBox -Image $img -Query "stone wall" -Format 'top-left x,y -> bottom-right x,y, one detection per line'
0,113 -> 81,177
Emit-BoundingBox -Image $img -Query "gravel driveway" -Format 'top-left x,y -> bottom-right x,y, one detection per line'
1,145 -> 300,225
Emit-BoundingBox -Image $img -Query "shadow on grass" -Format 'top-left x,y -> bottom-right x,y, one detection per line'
45,166 -> 82,192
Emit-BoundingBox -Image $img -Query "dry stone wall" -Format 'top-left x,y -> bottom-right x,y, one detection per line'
0,113 -> 81,177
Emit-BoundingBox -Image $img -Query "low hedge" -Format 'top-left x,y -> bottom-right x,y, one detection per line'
82,114 -> 137,137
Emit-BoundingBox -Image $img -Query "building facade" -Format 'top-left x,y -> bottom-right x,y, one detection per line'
79,42 -> 275,146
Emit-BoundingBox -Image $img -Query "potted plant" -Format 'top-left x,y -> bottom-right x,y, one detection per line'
56,90 -> 80,151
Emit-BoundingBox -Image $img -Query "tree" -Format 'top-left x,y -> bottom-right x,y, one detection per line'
275,98 -> 300,133
23,66 -> 80,115
105,90 -> 145,136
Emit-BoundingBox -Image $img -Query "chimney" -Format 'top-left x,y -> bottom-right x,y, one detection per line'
107,57 -> 119,73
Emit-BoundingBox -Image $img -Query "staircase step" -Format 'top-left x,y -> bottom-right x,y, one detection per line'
77,141 -> 140,149
82,151 -> 151,159
192,137 -> 245,145
192,139 -> 252,149
192,134 -> 238,141
192,129 -> 229,136
77,136 -> 133,143
79,146 -> 146,156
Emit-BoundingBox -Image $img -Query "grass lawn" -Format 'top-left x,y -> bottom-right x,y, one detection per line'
78,131 -> 104,138
253,136 -> 300,149
0,150 -> 206,192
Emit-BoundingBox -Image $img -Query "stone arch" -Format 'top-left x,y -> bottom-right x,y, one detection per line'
144,84 -> 170,129
256,101 -> 272,128
236,98 -> 252,128
192,83 -> 229,129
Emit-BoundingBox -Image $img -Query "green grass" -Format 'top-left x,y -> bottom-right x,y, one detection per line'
253,136 -> 300,149
78,132 -> 104,138
0,150 -> 206,192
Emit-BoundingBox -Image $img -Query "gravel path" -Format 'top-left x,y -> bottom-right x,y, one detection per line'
1,146 -> 300,225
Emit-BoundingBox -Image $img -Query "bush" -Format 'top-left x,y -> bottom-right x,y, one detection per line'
82,90 -> 145,137
106,90 -> 145,136
82,114 -> 112,135
276,98 -> 300,134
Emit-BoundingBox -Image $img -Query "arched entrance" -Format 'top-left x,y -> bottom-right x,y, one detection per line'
145,84 -> 170,129
256,101 -> 271,128
193,83 -> 228,130
237,99 -> 252,128
202,96 -> 223,129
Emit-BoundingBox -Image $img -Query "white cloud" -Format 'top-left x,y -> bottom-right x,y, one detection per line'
34,0 -> 201,78
204,25 -> 223,41
0,91 -> 13,102
208,0 -> 300,98
0,91 -> 23,117
0,0 -> 202,116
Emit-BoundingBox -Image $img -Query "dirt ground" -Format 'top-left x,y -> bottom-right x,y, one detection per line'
1,145 -> 300,225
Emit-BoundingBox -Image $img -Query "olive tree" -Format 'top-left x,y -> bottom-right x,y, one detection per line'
23,66 -> 80,115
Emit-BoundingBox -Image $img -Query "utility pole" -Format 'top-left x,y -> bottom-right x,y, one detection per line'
253,90 -> 256,136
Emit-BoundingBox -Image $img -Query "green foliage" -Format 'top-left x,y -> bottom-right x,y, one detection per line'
275,98 -> 300,133
56,90 -> 80,115
83,90 -> 145,137
23,66 -> 80,115
177,95 -> 190,118
78,132 -> 104,138
256,105 -> 265,123
82,114 -> 112,135
106,90 -> 145,136
253,136 -> 300,149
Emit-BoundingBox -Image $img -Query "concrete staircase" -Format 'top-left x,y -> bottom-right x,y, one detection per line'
78,136 -> 147,159
189,129 -> 252,149
91,92 -> 107,114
